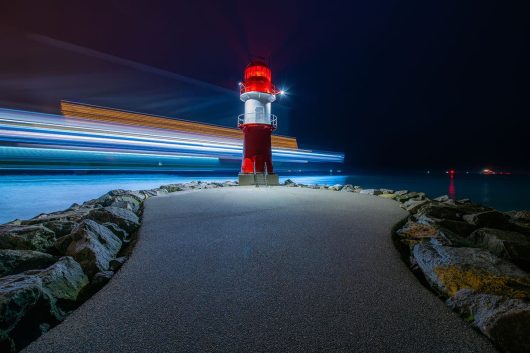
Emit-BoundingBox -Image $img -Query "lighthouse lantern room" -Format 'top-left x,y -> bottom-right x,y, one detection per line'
238,60 -> 281,186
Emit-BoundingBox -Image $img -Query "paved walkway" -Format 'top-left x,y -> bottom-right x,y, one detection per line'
24,187 -> 497,352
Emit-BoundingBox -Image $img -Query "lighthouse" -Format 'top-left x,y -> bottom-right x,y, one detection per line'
238,59 -> 281,186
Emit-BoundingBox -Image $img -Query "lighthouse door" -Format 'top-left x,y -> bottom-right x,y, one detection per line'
255,106 -> 265,123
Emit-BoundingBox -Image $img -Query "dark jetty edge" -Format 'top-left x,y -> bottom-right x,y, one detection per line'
1,179 -> 529,353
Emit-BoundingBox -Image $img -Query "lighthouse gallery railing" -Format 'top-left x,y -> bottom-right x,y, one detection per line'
237,113 -> 277,129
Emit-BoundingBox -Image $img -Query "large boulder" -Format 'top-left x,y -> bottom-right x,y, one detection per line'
38,257 -> 89,303
86,207 -> 140,233
360,188 -> 382,195
283,179 -> 296,187
139,188 -> 168,197
433,219 -> 477,237
447,289 -> 530,353
22,205 -> 94,225
396,221 -> 438,247
416,203 -> 465,221
0,250 -> 57,277
0,225 -> 56,252
328,184 -> 343,191
504,210 -> 530,235
463,211 -> 511,229
0,274 -> 50,352
412,238 -> 530,299
402,199 -> 430,214
87,189 -> 146,213
64,220 -> 122,278
0,257 -> 88,352
40,220 -> 77,238
395,191 -> 426,203
469,228 -> 530,270
417,202 -> 490,221
433,195 -> 450,202
340,184 -> 355,192
505,210 -> 530,227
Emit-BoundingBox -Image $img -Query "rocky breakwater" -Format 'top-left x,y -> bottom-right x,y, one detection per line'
395,197 -> 530,353
283,179 -> 530,353
0,180 -> 237,352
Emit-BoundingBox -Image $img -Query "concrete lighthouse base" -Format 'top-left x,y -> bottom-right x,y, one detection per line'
238,173 -> 280,186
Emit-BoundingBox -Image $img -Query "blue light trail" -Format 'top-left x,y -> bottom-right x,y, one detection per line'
0,108 -> 344,171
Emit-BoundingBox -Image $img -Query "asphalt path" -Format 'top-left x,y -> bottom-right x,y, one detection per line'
24,187 -> 497,353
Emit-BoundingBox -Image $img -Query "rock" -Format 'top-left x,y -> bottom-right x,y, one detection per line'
38,257 -> 89,305
394,190 -> 409,196
439,219 -> 477,236
40,220 -> 77,238
53,235 -> 73,255
360,188 -> 382,196
380,189 -> 394,194
379,193 -> 397,199
418,202 -> 486,221
463,211 -> 510,229
506,210 -> 530,224
0,250 -> 57,277
87,207 -> 140,233
412,238 -> 530,299
402,199 -> 430,214
22,206 -> 93,225
102,222 -> 129,241
159,184 -> 184,193
505,210 -> 530,235
109,256 -> 127,271
434,195 -> 450,202
283,179 -> 297,187
469,228 -> 530,270
0,257 -> 88,352
396,222 -> 438,246
139,188 -> 168,197
222,181 -> 238,187
65,220 -> 122,278
0,274 -> 51,351
90,189 -> 143,207
340,184 -> 355,192
92,190 -> 145,213
457,198 -> 472,204
447,289 -> 530,353
328,184 -> 343,191
91,270 -> 114,289
432,219 -> 477,238
395,192 -> 425,203
0,225 -> 56,252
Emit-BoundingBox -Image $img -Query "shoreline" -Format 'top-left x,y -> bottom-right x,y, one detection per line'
1,180 -> 529,352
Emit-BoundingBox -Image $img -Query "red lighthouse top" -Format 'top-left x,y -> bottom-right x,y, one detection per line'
241,60 -> 276,95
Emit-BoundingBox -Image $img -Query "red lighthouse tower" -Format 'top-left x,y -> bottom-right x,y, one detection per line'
238,60 -> 280,186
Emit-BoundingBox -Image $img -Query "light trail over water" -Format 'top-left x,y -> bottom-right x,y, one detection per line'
0,108 -> 344,171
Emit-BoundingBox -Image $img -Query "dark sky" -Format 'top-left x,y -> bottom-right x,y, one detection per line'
1,0 -> 529,171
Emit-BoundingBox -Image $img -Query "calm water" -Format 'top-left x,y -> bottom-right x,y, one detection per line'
0,173 -> 529,224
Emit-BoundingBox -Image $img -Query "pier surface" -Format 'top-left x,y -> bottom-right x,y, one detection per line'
24,187 -> 496,353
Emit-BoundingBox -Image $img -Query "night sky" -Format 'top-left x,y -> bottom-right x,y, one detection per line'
1,1 -> 529,171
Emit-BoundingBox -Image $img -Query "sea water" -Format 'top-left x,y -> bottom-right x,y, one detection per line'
0,173 -> 529,224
